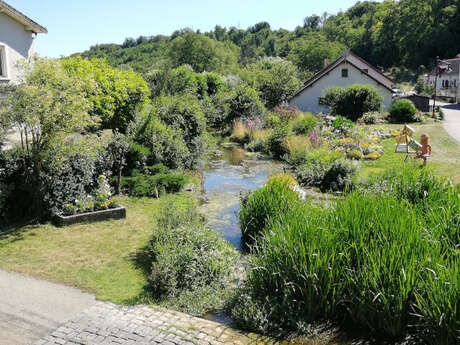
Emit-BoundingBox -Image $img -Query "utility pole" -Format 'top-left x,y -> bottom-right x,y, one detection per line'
432,56 -> 440,118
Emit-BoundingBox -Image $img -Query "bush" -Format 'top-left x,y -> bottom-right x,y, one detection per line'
361,111 -> 379,124
291,112 -> 318,135
134,113 -> 190,169
146,195 -> 238,315
239,174 -> 299,250
388,99 -> 417,123
122,173 -> 188,197
155,95 -> 207,164
267,126 -> 290,159
320,84 -> 383,121
227,85 -> 266,125
294,148 -> 358,192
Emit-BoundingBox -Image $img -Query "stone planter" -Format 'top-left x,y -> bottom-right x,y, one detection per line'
53,206 -> 126,227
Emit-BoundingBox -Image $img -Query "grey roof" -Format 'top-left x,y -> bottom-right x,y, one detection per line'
0,0 -> 47,33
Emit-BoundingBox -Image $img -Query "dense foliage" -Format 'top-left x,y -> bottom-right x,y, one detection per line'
79,1 -> 460,79
319,84 -> 383,121
389,99 -> 418,123
232,166 -> 460,344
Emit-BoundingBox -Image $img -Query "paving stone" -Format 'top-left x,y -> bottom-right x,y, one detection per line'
33,301 -> 278,345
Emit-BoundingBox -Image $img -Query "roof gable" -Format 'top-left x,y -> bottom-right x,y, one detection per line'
0,0 -> 47,33
291,51 -> 394,98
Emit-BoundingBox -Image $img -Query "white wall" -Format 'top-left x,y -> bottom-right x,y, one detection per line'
0,12 -> 34,84
289,61 -> 393,114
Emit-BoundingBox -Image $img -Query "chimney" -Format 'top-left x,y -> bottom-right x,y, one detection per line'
324,58 -> 329,68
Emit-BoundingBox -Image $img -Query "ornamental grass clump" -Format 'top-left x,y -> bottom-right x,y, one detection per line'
239,174 -> 300,251
232,167 -> 459,344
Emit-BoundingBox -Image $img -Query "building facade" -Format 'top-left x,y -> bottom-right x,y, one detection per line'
0,0 -> 47,85
424,56 -> 460,101
289,51 -> 395,114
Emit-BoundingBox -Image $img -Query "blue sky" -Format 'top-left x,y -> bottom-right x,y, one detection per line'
8,0 -> 360,58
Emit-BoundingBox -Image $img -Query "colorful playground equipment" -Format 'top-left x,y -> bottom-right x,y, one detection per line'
395,125 -> 431,164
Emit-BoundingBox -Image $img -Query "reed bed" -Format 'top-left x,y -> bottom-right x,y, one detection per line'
232,165 -> 459,344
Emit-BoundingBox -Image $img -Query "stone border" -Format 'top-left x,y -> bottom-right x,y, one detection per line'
53,206 -> 126,227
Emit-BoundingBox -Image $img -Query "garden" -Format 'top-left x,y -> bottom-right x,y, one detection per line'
0,53 -> 459,345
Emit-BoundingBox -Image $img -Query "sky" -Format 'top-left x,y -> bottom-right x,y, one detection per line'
7,0 -> 360,58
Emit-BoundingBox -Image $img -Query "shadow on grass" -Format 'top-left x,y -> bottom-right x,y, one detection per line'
0,219 -> 40,244
122,244 -> 154,305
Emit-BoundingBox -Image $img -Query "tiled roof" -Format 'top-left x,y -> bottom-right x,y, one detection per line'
290,51 -> 394,99
0,0 -> 47,33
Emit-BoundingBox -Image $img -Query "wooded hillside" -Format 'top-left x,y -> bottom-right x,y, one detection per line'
78,0 -> 460,78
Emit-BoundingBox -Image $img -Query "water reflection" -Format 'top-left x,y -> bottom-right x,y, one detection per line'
200,145 -> 283,251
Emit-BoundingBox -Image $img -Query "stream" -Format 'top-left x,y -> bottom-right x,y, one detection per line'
199,144 -> 283,251
199,143 -> 283,325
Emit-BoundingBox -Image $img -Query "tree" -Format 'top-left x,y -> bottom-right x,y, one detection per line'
62,56 -> 150,133
167,32 -> 239,73
243,57 -> 302,109
2,58 -> 93,156
288,33 -> 346,72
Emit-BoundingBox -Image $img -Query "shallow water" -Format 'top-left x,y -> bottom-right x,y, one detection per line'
200,145 -> 283,251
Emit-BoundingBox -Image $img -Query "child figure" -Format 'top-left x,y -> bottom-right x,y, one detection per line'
416,133 -> 431,165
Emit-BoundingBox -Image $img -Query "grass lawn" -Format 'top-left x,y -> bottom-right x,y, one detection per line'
361,122 -> 460,184
0,196 -> 162,304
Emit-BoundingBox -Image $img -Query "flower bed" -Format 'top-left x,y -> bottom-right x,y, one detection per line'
53,206 -> 126,227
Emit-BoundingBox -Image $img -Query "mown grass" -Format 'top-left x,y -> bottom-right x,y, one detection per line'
0,196 -> 162,304
361,123 -> 460,184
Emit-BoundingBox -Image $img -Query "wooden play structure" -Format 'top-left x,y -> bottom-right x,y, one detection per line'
395,125 -> 422,161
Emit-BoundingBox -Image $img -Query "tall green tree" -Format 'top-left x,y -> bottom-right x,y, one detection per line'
62,56 -> 150,133
167,32 -> 239,73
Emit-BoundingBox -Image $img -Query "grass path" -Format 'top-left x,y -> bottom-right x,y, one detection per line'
361,123 -> 460,184
0,197 -> 161,304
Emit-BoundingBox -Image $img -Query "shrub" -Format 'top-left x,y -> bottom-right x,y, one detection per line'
284,135 -> 311,165
267,126 -> 290,159
388,99 -> 417,123
134,113 -> 190,169
320,84 -> 383,121
227,85 -> 266,125
361,111 -> 379,124
265,113 -> 281,128
294,148 -> 357,192
346,149 -> 363,160
291,112 -> 319,135
122,173 -> 188,197
155,94 -> 207,163
239,175 -> 299,250
146,195 -> 238,315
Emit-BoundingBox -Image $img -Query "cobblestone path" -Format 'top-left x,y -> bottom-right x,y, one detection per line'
33,302 -> 277,345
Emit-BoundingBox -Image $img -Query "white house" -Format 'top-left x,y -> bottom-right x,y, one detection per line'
424,55 -> 460,101
289,51 -> 395,113
0,0 -> 47,84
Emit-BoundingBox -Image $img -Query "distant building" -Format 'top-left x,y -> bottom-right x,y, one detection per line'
289,50 -> 395,114
424,55 -> 460,102
0,0 -> 47,84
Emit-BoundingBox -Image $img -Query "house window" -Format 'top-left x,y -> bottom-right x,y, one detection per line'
0,45 -> 6,78
341,68 -> 348,78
